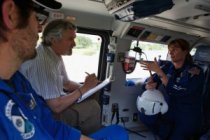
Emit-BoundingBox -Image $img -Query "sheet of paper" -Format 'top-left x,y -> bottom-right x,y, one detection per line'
77,77 -> 111,103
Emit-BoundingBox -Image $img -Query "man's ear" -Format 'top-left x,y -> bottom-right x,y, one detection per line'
2,0 -> 19,29
51,38 -> 58,46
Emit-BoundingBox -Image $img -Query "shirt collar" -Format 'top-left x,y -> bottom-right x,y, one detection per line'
41,45 -> 62,62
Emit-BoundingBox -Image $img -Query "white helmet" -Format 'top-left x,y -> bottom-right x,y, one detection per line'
136,89 -> 168,115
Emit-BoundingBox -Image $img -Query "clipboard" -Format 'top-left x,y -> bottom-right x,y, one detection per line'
77,77 -> 112,103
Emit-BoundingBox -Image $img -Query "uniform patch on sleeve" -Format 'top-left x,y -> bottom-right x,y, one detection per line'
188,67 -> 200,77
5,100 -> 35,139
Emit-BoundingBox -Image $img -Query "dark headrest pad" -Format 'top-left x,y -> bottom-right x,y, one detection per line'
194,45 -> 210,63
32,0 -> 62,10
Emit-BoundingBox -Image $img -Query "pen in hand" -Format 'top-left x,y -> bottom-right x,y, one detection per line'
85,72 -> 101,85
85,72 -> 90,76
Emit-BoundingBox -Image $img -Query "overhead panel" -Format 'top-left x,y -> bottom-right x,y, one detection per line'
122,23 -> 200,46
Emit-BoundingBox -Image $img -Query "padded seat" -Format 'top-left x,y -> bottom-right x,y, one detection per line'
54,99 -> 102,135
193,45 -> 210,139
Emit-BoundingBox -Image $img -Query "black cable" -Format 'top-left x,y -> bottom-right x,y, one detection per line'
125,128 -> 146,138
116,108 -> 120,124
121,118 -> 146,138
110,111 -> 115,124
111,103 -> 120,124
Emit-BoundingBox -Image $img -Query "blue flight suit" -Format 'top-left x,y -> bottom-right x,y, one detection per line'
139,62 -> 205,140
200,130 -> 210,140
0,71 -> 128,140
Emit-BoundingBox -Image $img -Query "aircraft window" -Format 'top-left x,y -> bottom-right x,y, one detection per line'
37,33 -> 42,45
190,48 -> 197,56
126,40 -> 168,81
62,33 -> 102,82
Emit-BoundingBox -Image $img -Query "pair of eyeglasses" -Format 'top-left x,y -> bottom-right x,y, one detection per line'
32,1 -> 49,25
35,12 -> 48,25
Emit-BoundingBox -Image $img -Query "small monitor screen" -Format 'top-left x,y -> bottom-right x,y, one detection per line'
104,0 -> 134,12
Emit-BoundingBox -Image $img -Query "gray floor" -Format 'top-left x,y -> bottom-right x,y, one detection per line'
128,127 -> 159,140
129,132 -> 157,140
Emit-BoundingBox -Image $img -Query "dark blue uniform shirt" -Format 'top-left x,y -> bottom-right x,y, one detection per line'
140,62 -> 205,140
157,62 -> 204,117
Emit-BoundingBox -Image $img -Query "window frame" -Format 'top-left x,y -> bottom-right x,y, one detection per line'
66,27 -> 112,82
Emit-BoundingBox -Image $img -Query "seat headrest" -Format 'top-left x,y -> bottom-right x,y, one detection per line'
194,45 -> 210,63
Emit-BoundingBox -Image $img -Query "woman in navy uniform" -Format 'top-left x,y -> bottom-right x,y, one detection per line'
139,39 -> 205,140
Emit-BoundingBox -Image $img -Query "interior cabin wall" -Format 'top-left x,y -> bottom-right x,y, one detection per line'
102,38 -> 145,128
61,8 -> 114,30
